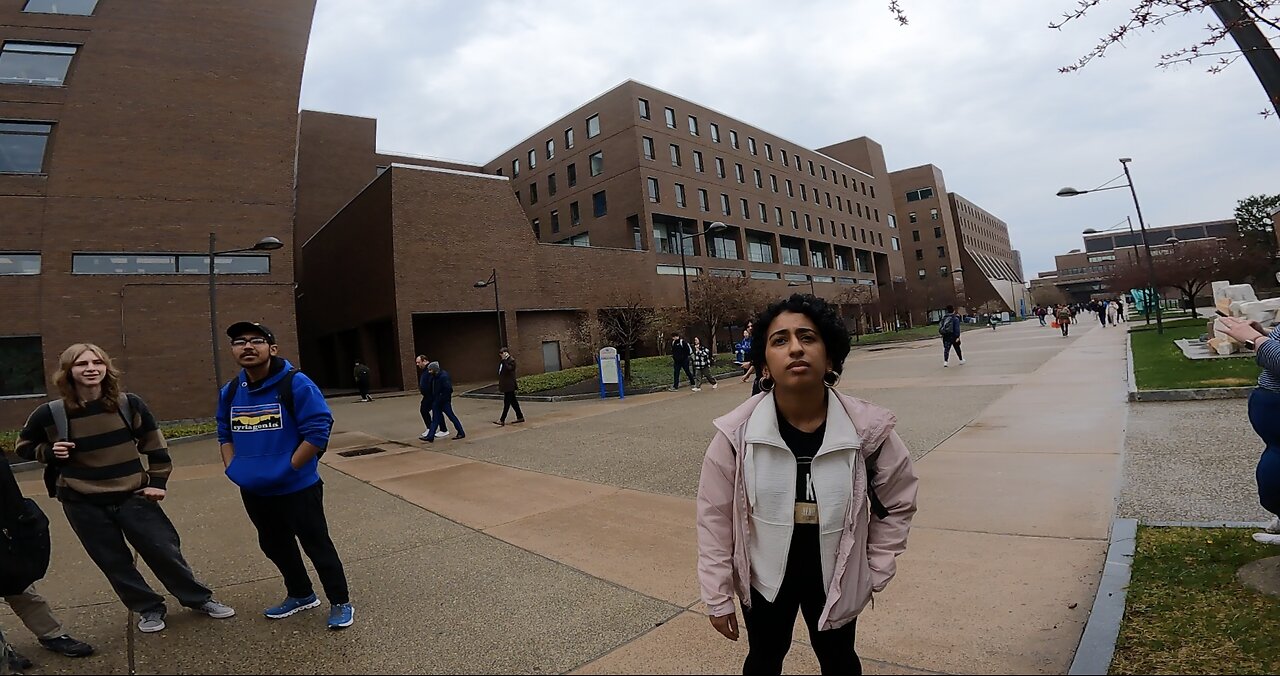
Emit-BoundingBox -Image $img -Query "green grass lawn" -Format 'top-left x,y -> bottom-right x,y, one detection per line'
852,321 -> 985,347
516,352 -> 741,394
1,420 -> 216,455
1111,527 -> 1280,675
1129,317 -> 1262,390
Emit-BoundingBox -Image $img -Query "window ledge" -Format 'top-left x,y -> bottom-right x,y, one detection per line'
0,392 -> 47,401
0,172 -> 48,177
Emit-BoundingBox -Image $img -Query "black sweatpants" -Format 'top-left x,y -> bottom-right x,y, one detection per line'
63,496 -> 212,614
419,395 -> 446,433
742,529 -> 860,675
356,377 -> 370,399
241,482 -> 349,605
500,391 -> 523,422
673,360 -> 694,388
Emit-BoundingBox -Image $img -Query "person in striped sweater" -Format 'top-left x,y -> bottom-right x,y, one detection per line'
16,343 -> 234,635
1217,317 -> 1280,545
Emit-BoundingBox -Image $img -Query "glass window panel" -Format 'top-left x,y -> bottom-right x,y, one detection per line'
0,121 -> 51,172
73,254 -> 176,274
0,43 -> 76,86
22,0 -> 98,14
0,335 -> 45,396
176,255 -> 270,274
586,114 -> 600,138
0,253 -> 40,274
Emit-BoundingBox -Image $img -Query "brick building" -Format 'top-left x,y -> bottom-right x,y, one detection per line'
0,0 -> 315,427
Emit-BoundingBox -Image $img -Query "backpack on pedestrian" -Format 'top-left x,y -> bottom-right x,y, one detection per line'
43,393 -> 139,498
938,314 -> 960,340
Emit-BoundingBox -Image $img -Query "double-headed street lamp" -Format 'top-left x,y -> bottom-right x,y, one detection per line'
678,221 -> 728,312
474,268 -> 505,348
1057,157 -> 1164,334
209,233 -> 283,386
787,277 -> 816,295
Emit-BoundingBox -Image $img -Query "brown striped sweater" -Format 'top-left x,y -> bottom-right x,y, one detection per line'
16,394 -> 171,504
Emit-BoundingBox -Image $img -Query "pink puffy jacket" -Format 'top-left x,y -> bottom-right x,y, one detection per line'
696,390 -> 918,631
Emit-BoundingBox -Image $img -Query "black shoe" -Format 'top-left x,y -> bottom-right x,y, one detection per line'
40,634 -> 95,658
8,649 -> 33,671
493,420 -> 505,426
454,433 -> 466,439
512,418 -> 525,424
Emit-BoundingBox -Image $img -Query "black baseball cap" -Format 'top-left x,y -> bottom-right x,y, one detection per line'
226,321 -> 276,344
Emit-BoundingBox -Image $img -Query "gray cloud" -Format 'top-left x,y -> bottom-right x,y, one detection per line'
300,0 -> 1280,279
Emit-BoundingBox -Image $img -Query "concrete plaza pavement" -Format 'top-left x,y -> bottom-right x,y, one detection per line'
3,318 -> 1128,674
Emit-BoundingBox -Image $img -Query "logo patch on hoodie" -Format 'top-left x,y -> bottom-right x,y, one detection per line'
231,403 -> 283,432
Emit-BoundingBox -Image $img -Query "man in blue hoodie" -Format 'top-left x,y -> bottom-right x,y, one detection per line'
216,322 -> 353,630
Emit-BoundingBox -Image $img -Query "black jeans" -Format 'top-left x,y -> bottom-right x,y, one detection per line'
420,395 -> 446,433
673,360 -> 694,388
500,391 -> 523,422
742,530 -> 860,676
241,482 -> 349,605
357,378 -> 370,399
62,496 -> 212,614
1061,320 -> 1070,336
943,337 -> 963,362
428,398 -> 465,440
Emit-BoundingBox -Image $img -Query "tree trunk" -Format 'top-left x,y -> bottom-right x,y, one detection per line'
623,344 -> 633,382
1212,0 -> 1280,120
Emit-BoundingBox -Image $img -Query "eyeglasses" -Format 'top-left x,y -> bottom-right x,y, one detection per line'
230,337 -> 270,347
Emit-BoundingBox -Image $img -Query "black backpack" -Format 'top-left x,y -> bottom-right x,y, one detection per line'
2,456 -> 50,595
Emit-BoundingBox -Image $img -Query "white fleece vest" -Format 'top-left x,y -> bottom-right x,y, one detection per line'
743,393 -> 861,602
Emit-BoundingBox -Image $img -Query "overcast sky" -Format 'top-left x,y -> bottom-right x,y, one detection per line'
299,0 -> 1280,280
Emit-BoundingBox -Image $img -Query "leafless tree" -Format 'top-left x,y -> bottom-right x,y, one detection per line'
597,293 -> 656,383
688,274 -> 769,354
835,284 -> 875,335
1106,236 -> 1271,316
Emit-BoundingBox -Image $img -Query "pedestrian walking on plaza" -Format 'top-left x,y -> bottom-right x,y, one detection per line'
1036,306 -> 1047,327
1106,301 -> 1120,327
691,337 -> 718,392
1216,317 -> 1280,545
670,332 -> 695,391
16,343 -> 235,635
735,328 -> 753,365
424,361 -> 465,442
1056,305 -> 1073,337
939,305 -> 965,367
217,322 -> 354,630
696,293 -> 919,676
1,446 -> 95,671
493,347 -> 525,426
415,356 -> 449,440
353,361 -> 372,402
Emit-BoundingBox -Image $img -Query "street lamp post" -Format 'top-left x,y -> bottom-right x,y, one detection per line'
209,233 -> 284,387
474,269 -> 505,348
1056,157 -> 1164,334
787,277 -> 816,295
677,221 -> 728,312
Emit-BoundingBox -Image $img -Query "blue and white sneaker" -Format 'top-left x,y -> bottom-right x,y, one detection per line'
264,594 -> 321,619
327,603 -> 355,630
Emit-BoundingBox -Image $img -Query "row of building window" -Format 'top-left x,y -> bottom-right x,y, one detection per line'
650,224 -> 878,272
916,266 -> 954,279
503,113 -> 601,178
905,208 -> 939,224
529,191 -> 608,237
22,0 -> 97,15
904,187 -> 934,202
913,246 -> 948,261
655,265 -> 872,285
910,227 -> 946,242
0,253 -> 270,275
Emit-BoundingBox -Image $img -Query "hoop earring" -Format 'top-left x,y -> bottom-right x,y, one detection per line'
824,370 -> 842,388
759,376 -> 775,392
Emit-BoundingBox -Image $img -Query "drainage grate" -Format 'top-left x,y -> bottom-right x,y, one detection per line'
337,447 -> 387,458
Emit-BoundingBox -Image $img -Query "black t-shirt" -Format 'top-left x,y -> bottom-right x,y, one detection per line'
776,407 -> 826,507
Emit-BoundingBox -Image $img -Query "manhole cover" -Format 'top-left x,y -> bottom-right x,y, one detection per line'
337,447 -> 387,458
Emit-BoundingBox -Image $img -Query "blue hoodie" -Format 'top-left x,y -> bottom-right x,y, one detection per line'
217,358 -> 333,496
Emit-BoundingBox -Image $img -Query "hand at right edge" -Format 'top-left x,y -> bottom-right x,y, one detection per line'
710,612 -> 739,641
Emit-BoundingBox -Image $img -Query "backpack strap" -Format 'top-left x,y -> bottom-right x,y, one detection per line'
48,400 -> 68,442
117,393 -> 137,440
276,369 -> 297,421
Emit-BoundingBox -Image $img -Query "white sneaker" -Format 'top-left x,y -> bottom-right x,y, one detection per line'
437,430 -> 451,438
1254,532 -> 1280,545
712,383 -> 718,390
692,387 -> 701,392
959,359 -> 966,365
1267,516 -> 1280,534
943,360 -> 949,367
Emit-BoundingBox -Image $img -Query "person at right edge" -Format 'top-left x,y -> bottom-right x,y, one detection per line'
217,321 -> 354,630
696,294 -> 919,675
1218,316 -> 1280,546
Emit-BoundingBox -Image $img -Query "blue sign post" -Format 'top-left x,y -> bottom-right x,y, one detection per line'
598,347 -> 625,399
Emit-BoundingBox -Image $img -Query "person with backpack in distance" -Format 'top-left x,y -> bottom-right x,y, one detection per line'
696,294 -> 919,675
423,361 -> 465,443
1056,304 -> 1073,337
217,322 -> 354,630
414,356 -> 449,441
16,343 -> 234,635
939,305 -> 965,367
353,361 -> 372,402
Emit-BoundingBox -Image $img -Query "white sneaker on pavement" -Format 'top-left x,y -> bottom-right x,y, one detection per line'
1267,516 -> 1280,534
943,361 -> 949,367
959,359 -> 966,365
692,387 -> 701,392
1254,532 -> 1280,546
437,430 -> 451,438
712,383 -> 718,389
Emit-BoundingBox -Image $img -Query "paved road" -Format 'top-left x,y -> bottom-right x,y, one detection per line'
4,318 -> 1126,674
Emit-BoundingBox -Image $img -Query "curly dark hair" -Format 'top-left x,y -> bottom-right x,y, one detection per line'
747,293 -> 851,375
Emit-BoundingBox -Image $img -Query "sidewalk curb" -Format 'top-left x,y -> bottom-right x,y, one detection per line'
1125,334 -> 1137,399
460,368 -> 745,402
1068,517 -> 1136,676
1128,387 -> 1253,402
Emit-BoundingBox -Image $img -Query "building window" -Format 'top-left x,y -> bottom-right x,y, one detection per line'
759,202 -> 767,222
589,151 -> 604,176
565,127 -> 575,149
698,188 -> 709,211
804,214 -> 812,231
808,160 -> 815,176
546,139 -> 555,159
774,206 -> 783,225
836,195 -> 842,210
753,169 -> 762,189
786,179 -> 794,198
719,193 -> 731,216
826,192 -> 832,208
0,253 -> 40,275
664,107 -> 676,128
857,203 -> 863,218
23,0 -> 97,13
874,208 -> 879,222
512,158 -> 520,178
915,249 -> 924,261
528,149 -> 537,170
548,172 -> 557,196
72,253 -> 268,275
747,236 -> 774,264
586,114 -> 601,138
0,121 -> 52,173
647,177 -> 660,203
781,151 -> 789,167
642,136 -> 655,160
710,122 -> 720,143
905,187 -> 934,202
940,266 -> 949,277
531,218 -> 540,237
794,153 -> 802,168
800,184 -> 807,201
567,163 -> 577,187
675,183 -> 687,208
748,137 -> 757,155
790,211 -> 798,229
918,269 -> 927,279
930,208 -> 939,220
593,190 -> 607,217
887,213 -> 897,229
908,212 -> 917,224
688,115 -> 699,136
0,42 -> 78,87
934,226 -> 943,238
770,174 -> 778,193
735,163 -> 744,183
740,198 -> 749,219
820,165 -> 828,180
551,210 -> 560,233
781,242 -> 803,266
0,335 -> 44,396
570,201 -> 581,225
729,130 -> 739,149
870,185 -> 876,199
765,143 -> 773,161
693,151 -> 704,173
912,230 -> 920,242
493,167 -> 501,177
818,217 -> 825,234
937,246 -> 946,258
709,234 -> 739,260
529,181 -> 538,205
638,98 -> 650,119
715,157 -> 726,179
669,143 -> 681,167
891,237 -> 900,251
559,232 -> 591,247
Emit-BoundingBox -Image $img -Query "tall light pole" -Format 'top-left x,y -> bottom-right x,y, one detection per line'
1056,157 -> 1164,334
474,268 -> 504,348
1084,215 -> 1151,324
677,221 -> 728,312
787,277 -> 816,295
209,233 -> 284,387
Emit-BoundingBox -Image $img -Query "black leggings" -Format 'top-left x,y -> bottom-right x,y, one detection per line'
501,391 -> 523,422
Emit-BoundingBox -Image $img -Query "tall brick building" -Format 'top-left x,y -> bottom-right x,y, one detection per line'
0,0 -> 315,427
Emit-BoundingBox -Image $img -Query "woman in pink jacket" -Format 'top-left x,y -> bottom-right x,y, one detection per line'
696,294 -> 919,675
